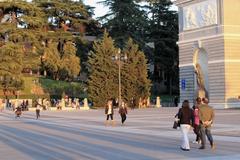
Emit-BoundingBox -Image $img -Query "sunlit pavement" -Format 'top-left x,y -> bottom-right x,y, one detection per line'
0,108 -> 240,160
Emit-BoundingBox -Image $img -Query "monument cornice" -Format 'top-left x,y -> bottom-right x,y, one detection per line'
179,59 -> 240,67
178,24 -> 240,42
178,33 -> 240,45
177,34 -> 224,45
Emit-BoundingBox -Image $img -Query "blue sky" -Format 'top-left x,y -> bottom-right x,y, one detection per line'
84,0 -> 178,19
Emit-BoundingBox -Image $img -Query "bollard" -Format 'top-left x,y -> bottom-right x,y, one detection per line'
147,97 -> 150,107
81,98 -> 90,110
61,98 -> 65,110
156,96 -> 161,108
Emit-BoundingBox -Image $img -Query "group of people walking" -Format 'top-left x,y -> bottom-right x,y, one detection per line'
5,96 -> 216,152
176,97 -> 215,151
105,99 -> 128,126
13,99 -> 42,119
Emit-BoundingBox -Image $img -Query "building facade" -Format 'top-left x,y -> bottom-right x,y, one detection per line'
175,0 -> 240,108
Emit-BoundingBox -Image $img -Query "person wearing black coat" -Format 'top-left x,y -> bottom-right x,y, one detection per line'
119,102 -> 128,125
177,100 -> 194,151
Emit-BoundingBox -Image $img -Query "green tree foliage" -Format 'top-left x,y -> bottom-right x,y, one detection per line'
0,0 -> 46,94
62,41 -> 80,78
99,0 -> 179,95
0,43 -> 24,96
35,0 -> 90,31
1,0 -> 96,94
99,0 -> 147,48
42,41 -> 61,79
88,31 -> 118,107
42,38 -> 80,80
0,0 -> 46,69
121,38 -> 151,106
145,0 -> 179,95
35,0 -> 94,80
88,32 -> 151,108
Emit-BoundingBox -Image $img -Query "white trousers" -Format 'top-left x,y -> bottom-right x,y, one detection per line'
180,124 -> 191,149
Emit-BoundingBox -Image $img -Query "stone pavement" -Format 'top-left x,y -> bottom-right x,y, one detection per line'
0,108 -> 240,160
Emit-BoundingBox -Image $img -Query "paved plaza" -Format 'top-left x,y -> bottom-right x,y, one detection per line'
0,108 -> 240,160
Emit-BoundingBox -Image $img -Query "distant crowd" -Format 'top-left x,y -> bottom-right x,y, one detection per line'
0,98 -> 90,112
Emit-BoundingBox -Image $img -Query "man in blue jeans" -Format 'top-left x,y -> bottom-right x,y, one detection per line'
199,98 -> 216,150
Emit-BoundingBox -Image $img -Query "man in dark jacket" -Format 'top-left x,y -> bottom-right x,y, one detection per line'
119,102 -> 128,125
199,98 -> 215,150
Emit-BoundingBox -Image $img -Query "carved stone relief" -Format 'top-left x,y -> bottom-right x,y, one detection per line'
183,0 -> 217,30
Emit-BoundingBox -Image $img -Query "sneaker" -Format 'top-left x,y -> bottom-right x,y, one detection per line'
199,146 -> 205,149
211,143 -> 216,150
192,141 -> 198,144
180,147 -> 190,151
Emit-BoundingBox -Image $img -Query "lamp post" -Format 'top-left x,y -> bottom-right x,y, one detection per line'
112,48 -> 127,108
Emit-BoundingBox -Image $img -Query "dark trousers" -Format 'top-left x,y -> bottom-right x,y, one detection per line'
15,111 -> 21,118
200,125 -> 214,147
121,114 -> 127,124
36,109 -> 40,119
193,124 -> 201,141
106,114 -> 113,120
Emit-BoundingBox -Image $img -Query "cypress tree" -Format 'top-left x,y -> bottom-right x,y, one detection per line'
121,38 -> 151,108
0,43 -> 24,96
88,31 -> 118,107
88,32 -> 151,108
99,0 -> 147,48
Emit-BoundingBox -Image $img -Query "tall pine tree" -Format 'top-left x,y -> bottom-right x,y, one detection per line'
88,31 -> 118,107
146,0 -> 179,95
99,0 -> 147,48
88,32 -> 151,108
121,38 -> 151,107
0,43 -> 24,96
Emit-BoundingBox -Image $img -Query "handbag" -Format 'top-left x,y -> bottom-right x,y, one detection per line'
173,118 -> 180,129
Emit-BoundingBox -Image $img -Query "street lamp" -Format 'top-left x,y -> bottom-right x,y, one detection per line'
112,48 -> 127,108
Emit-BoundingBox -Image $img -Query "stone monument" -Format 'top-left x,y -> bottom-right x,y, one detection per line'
175,0 -> 240,108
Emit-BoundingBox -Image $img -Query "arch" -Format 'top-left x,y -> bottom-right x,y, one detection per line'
193,48 -> 209,98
